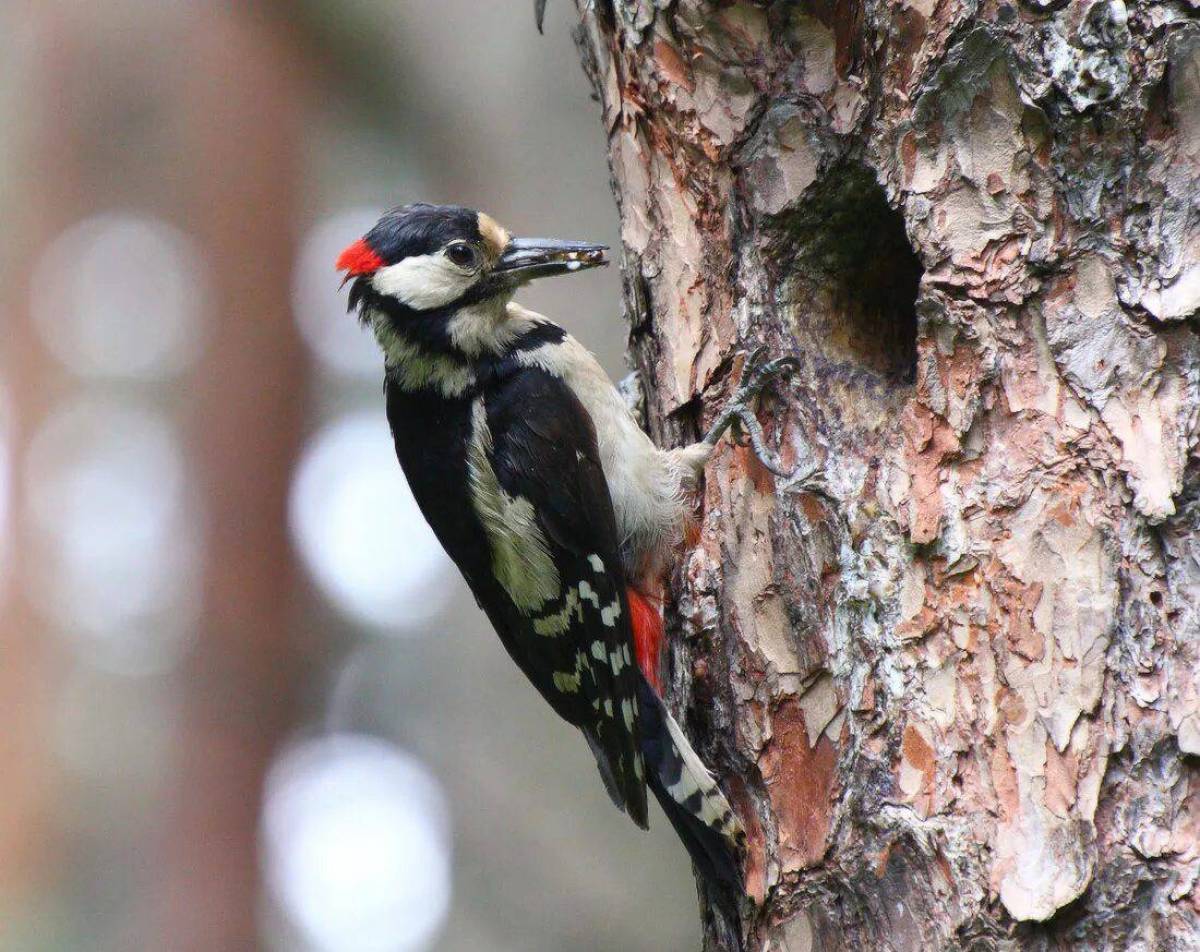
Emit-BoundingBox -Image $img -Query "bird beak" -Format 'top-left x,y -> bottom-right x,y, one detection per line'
494,237 -> 608,282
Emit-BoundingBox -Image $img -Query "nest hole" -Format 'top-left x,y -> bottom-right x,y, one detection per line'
782,162 -> 922,384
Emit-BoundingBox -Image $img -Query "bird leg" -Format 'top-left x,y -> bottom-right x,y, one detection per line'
618,371 -> 647,429
702,349 -> 801,477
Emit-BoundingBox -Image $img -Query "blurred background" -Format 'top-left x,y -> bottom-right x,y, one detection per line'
0,2 -> 701,949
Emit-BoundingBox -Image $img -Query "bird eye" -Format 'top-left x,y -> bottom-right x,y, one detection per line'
445,242 -> 480,270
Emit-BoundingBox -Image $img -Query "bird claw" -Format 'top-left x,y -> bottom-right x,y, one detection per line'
534,0 -> 549,32
732,349 -> 801,407
703,349 -> 802,478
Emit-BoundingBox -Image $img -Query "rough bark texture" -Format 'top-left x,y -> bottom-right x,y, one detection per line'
572,2 -> 1200,949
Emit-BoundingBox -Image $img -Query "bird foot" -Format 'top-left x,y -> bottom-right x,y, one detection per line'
703,348 -> 801,478
534,0 -> 548,32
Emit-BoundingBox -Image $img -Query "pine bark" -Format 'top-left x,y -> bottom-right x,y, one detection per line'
572,2 -> 1200,949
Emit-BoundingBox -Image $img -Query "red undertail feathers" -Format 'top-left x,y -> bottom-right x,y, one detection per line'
627,587 -> 663,693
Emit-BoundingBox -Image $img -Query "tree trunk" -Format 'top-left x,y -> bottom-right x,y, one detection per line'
572,2 -> 1200,949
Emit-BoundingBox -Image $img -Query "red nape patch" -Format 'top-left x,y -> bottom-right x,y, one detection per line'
336,238 -> 384,276
627,587 -> 664,693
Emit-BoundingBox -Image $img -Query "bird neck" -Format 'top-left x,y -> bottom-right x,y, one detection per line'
354,286 -> 566,398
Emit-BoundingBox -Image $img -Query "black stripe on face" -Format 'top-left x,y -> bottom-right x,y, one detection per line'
351,279 -> 507,359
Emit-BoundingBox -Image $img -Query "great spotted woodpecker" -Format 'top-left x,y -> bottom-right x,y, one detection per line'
337,203 -> 795,914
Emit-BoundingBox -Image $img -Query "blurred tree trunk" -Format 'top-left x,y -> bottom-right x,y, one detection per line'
0,7 -> 78,928
574,3 -> 1200,950
151,8 -> 307,949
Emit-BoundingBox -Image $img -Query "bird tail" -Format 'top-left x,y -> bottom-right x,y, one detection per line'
635,670 -> 745,921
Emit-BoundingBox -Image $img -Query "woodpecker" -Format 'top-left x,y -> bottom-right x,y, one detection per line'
337,203 -> 795,914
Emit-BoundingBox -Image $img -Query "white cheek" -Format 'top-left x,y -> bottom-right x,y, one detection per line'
372,254 -> 476,310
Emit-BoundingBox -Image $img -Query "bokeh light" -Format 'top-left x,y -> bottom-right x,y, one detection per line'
289,411 -> 455,632
23,398 -> 200,676
31,212 -> 209,380
294,208 -> 385,377
261,734 -> 452,952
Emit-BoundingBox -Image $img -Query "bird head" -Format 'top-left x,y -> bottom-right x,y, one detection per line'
337,203 -> 607,317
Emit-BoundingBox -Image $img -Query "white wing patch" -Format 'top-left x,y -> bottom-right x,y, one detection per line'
553,669 -> 581,693
600,600 -> 621,627
552,647 -> 596,696
578,579 -> 600,609
467,399 -> 560,612
530,554 -> 636,729
620,699 -> 636,730
533,588 -> 581,637
531,555 -> 621,638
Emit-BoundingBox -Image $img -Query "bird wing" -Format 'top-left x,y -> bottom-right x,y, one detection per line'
470,364 -> 648,827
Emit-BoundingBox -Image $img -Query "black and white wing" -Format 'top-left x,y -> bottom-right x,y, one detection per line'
467,365 -> 648,827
